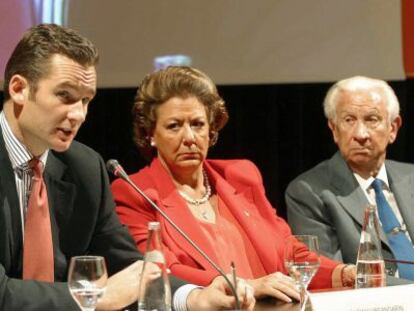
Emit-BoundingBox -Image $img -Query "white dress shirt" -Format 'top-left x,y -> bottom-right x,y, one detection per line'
354,164 -> 409,238
1,111 -> 198,310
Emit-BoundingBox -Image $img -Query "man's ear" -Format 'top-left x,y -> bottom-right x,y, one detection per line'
389,115 -> 402,144
9,75 -> 30,105
328,119 -> 339,144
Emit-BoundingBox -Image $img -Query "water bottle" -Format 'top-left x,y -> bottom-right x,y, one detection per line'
355,204 -> 386,288
138,222 -> 172,311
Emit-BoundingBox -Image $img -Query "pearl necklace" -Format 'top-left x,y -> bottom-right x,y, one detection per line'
178,170 -> 212,206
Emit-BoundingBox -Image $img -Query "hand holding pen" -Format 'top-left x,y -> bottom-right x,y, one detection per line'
231,261 -> 255,310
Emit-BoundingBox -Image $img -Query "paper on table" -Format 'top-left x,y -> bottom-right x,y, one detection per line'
309,284 -> 414,311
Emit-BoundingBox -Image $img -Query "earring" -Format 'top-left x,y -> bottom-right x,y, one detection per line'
150,139 -> 156,147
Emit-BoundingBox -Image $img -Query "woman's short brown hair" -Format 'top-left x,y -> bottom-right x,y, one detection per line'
133,66 -> 228,159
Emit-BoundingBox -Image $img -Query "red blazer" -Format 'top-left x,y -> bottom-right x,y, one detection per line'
112,158 -> 339,288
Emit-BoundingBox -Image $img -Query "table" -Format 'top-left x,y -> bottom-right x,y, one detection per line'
253,279 -> 413,310
254,288 -> 347,311
254,299 -> 301,311
254,298 -> 311,311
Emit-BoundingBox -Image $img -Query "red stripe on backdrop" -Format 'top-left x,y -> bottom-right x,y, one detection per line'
402,0 -> 414,77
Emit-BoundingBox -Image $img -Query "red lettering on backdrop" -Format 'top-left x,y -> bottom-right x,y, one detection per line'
402,0 -> 414,77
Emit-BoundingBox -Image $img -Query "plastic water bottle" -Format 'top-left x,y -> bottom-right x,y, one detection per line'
138,222 -> 172,311
355,204 -> 386,288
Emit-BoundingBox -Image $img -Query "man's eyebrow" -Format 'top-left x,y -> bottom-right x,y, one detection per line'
56,82 -> 96,97
55,81 -> 77,90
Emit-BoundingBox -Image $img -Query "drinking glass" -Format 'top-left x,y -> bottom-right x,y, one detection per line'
68,256 -> 108,311
284,235 -> 320,311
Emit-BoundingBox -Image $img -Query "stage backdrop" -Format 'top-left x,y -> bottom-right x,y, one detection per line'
0,0 -> 406,86
1,0 -> 413,218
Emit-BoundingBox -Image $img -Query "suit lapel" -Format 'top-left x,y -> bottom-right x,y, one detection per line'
386,162 -> 414,241
0,126 -> 76,277
330,152 -> 389,247
0,128 -> 23,270
44,152 -> 76,233
148,159 -> 219,269
329,152 -> 366,228
204,161 -> 276,273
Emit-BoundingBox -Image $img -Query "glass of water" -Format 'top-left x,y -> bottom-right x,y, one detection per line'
68,256 -> 108,311
284,235 -> 320,311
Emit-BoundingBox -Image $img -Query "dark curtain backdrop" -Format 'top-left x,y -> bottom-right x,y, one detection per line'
1,80 -> 414,219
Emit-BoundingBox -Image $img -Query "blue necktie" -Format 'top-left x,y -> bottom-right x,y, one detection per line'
371,178 -> 414,280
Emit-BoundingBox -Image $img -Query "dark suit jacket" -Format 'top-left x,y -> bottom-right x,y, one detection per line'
0,128 -> 145,310
286,151 -> 414,276
113,158 -> 339,290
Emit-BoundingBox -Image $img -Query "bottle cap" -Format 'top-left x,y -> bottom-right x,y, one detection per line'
148,221 -> 160,230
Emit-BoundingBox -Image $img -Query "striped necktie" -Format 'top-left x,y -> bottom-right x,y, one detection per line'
371,178 -> 414,280
22,158 -> 54,282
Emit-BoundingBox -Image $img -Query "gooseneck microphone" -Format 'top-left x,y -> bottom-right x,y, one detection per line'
384,258 -> 414,265
106,159 -> 241,310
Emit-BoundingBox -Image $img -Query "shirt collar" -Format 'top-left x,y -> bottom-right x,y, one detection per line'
0,111 -> 48,169
353,162 -> 389,192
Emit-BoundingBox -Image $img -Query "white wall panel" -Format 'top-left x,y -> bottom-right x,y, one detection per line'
0,0 -> 404,87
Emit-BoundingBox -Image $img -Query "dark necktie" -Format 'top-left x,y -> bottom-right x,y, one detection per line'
371,178 -> 414,280
22,158 -> 54,282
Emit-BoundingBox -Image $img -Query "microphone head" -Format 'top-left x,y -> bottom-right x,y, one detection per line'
106,159 -> 129,181
106,159 -> 120,176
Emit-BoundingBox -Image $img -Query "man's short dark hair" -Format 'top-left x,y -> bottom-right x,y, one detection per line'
3,23 -> 99,101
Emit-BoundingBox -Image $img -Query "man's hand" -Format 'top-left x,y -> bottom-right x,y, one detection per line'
247,272 -> 300,302
96,260 -> 160,311
187,275 -> 255,311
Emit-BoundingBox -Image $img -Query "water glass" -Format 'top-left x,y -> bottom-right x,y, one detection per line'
68,256 -> 108,311
284,235 -> 320,311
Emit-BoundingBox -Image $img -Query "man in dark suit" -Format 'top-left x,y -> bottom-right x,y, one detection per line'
286,76 -> 414,280
0,24 -> 254,310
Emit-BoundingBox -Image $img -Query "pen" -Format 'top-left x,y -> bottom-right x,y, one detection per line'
231,261 -> 238,294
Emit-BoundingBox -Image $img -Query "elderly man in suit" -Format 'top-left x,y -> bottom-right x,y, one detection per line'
286,76 -> 414,281
0,23 -> 254,310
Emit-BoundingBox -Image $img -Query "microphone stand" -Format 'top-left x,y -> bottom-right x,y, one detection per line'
384,258 -> 414,265
107,159 -> 241,310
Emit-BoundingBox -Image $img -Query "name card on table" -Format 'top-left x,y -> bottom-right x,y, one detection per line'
309,284 -> 414,311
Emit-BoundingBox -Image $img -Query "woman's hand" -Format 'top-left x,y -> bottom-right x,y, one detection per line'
332,264 -> 356,288
247,272 -> 300,302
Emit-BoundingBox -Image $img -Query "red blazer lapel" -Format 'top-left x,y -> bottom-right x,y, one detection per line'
148,159 -> 219,270
204,161 -> 279,274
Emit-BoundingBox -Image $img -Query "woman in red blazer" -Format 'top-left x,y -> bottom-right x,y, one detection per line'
112,66 -> 355,302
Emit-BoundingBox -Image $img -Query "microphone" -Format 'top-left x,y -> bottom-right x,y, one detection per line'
106,159 -> 241,309
384,258 -> 414,265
